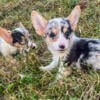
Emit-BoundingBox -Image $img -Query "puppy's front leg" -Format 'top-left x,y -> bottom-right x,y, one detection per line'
39,56 -> 58,71
39,60 -> 58,71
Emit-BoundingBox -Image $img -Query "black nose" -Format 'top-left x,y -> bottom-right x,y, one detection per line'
59,45 -> 65,49
32,46 -> 36,49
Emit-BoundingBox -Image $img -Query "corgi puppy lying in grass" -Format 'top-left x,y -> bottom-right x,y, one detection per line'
0,22 -> 36,61
31,1 -> 99,80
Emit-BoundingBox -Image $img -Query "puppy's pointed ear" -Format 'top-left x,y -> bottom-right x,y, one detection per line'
18,22 -> 30,37
18,22 -> 26,29
0,27 -> 12,43
67,5 -> 81,31
31,11 -> 47,36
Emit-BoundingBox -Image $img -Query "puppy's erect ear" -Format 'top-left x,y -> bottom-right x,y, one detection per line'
67,5 -> 81,31
31,11 -> 47,36
0,27 -> 12,43
19,22 -> 26,29
18,22 -> 30,37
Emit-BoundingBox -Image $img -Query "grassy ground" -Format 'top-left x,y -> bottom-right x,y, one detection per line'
0,0 -> 100,100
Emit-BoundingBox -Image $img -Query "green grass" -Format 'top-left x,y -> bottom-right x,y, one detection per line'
0,0 -> 100,100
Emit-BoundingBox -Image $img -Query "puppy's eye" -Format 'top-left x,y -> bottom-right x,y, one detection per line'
64,26 -> 73,39
49,32 -> 56,39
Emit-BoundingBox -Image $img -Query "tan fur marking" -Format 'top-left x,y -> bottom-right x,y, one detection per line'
63,26 -> 67,33
14,43 -> 21,48
52,27 -> 58,34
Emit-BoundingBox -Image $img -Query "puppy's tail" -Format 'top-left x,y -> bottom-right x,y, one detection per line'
78,0 -> 87,9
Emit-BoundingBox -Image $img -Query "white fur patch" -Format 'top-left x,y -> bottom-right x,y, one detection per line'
0,37 -> 17,58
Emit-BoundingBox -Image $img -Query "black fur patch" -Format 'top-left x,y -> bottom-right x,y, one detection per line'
61,26 -> 64,33
49,32 -> 56,39
11,30 -> 24,44
64,20 -> 73,38
60,19 -> 73,38
64,39 -> 100,70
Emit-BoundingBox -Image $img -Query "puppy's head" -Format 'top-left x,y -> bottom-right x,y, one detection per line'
11,23 -> 36,51
31,5 -> 81,53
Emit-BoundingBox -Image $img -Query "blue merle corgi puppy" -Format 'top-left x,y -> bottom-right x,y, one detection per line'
31,3 -> 99,79
11,22 -> 37,53
0,23 -> 36,60
31,5 -> 81,79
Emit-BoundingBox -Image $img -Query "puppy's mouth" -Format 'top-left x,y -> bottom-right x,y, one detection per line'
58,49 -> 66,52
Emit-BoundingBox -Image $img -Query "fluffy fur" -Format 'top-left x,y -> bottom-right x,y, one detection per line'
31,3 -> 99,80
0,37 -> 17,58
64,36 -> 100,70
0,23 -> 36,60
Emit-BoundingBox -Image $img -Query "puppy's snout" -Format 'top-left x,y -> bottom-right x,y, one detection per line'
59,44 -> 65,49
31,43 -> 37,49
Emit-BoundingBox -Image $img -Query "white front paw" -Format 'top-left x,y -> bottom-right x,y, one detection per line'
39,66 -> 53,71
39,66 -> 47,71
